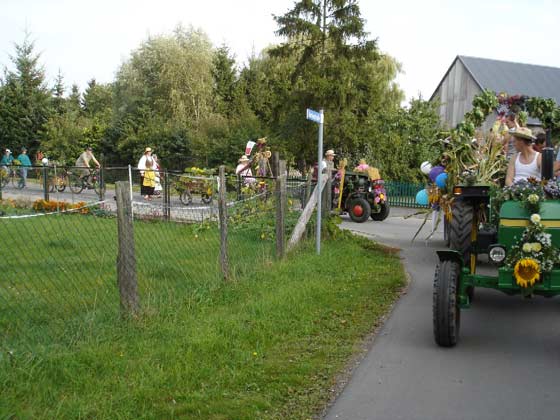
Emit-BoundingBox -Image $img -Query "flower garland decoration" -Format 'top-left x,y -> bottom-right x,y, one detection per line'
490,178 -> 550,223
505,213 -> 560,289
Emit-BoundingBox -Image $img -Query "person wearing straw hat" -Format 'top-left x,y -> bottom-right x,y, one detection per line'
141,156 -> 156,201
505,127 -> 541,186
236,155 -> 255,185
321,149 -> 336,171
137,147 -> 153,192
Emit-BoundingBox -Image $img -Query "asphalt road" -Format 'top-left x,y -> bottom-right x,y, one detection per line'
0,180 -> 214,211
326,209 -> 560,420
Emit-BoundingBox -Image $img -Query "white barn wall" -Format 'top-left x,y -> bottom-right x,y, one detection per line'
433,59 -> 483,130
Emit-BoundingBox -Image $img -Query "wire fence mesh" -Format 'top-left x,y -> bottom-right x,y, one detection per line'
0,204 -> 119,350
0,167 -> 312,351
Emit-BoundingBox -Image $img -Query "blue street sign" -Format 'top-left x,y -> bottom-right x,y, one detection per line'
306,108 -> 324,124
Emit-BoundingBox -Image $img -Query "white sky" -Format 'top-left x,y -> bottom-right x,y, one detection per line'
1,0 -> 560,103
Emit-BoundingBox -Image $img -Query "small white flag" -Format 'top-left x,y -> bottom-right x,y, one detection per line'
245,141 -> 256,156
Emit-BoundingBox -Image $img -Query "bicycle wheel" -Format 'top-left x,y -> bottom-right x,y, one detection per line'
180,190 -> 193,205
0,169 -> 9,188
56,176 -> 67,192
68,173 -> 84,194
94,180 -> 106,197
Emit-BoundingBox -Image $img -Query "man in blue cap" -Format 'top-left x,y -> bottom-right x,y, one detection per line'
17,147 -> 32,187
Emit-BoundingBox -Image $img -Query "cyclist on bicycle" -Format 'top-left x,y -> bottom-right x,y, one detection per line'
1,149 -> 14,175
75,147 -> 100,187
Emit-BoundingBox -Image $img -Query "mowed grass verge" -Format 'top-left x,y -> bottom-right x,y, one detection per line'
0,218 -> 405,419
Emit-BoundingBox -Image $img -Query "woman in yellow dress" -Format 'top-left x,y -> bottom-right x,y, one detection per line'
142,158 -> 156,201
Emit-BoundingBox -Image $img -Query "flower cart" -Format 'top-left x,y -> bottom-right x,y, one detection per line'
175,168 -> 215,206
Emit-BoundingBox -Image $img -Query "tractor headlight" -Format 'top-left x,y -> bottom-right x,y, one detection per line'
489,245 -> 506,263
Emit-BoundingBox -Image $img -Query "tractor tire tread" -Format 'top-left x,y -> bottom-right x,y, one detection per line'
449,200 -> 473,264
433,260 -> 461,347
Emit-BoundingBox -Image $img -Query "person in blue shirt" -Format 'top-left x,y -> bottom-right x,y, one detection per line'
1,148 -> 14,166
17,147 -> 32,187
1,149 -> 14,178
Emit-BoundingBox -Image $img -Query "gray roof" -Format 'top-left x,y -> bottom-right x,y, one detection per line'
458,55 -> 560,104
431,55 -> 560,126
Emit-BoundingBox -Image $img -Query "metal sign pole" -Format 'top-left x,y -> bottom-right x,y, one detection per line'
316,109 -> 324,255
306,107 -> 325,255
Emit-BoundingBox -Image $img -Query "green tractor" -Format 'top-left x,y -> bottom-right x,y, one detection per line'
433,147 -> 560,347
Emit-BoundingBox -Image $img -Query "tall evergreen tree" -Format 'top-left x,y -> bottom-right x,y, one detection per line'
82,79 -> 112,117
52,70 -> 65,115
0,34 -> 51,153
67,84 -> 82,114
211,45 -> 237,117
268,0 -> 403,163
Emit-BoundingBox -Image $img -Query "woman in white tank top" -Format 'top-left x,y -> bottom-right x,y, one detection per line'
505,127 -> 541,186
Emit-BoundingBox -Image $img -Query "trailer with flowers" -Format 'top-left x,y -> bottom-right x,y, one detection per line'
430,90 -> 560,347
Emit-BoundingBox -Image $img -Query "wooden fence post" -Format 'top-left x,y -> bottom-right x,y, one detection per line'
115,181 -> 140,316
218,166 -> 229,280
275,160 -> 287,259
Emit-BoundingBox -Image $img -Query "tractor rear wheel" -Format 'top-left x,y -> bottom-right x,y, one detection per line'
371,203 -> 390,221
433,260 -> 461,347
348,197 -> 371,223
449,200 -> 473,265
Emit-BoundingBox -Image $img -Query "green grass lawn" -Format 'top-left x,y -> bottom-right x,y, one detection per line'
0,213 -> 405,419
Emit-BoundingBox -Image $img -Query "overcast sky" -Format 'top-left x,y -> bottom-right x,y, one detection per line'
1,0 -> 559,103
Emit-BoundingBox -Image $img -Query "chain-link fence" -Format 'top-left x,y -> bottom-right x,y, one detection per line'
0,163 -> 316,351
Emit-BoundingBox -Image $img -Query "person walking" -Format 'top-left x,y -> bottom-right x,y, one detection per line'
152,154 -> 162,196
17,147 -> 32,187
321,149 -> 336,171
137,147 -> 152,191
141,157 -> 156,200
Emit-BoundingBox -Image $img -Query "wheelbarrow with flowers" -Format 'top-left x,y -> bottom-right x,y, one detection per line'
175,167 -> 215,205
332,161 -> 390,223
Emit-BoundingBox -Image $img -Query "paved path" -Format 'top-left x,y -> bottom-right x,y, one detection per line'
0,181 -> 218,221
326,210 -> 560,420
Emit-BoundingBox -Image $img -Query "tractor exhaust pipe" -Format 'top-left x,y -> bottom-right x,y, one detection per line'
541,128 -> 554,181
